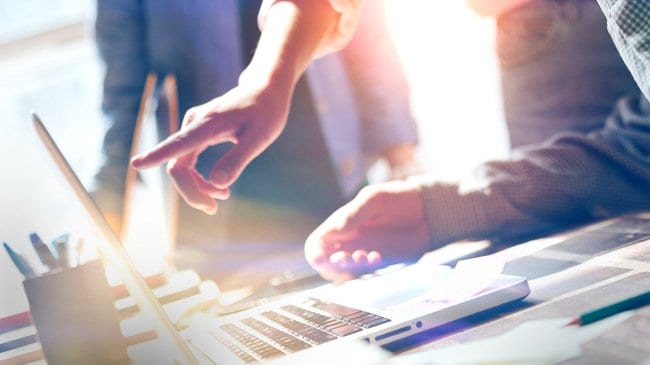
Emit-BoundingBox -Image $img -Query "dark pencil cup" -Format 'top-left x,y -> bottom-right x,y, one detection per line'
23,260 -> 128,365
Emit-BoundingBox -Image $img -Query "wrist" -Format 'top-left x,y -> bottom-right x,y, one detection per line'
240,63 -> 296,95
245,0 -> 337,90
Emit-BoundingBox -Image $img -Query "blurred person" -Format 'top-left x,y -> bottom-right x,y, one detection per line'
92,0 -> 418,287
303,0 -> 650,282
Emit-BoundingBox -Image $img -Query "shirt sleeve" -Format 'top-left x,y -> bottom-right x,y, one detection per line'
258,0 -> 363,57
597,0 -> 650,101
415,94 -> 650,246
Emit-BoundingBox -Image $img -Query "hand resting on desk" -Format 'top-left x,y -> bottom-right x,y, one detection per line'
305,180 -> 432,283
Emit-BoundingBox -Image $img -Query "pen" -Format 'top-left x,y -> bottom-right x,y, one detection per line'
3,242 -> 36,279
29,233 -> 59,271
567,290 -> 650,326
52,233 -> 70,269
75,237 -> 85,267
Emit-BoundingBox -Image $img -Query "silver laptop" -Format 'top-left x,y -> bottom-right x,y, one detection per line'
33,114 -> 530,364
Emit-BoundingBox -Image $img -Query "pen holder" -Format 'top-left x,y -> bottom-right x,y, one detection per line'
23,260 -> 128,365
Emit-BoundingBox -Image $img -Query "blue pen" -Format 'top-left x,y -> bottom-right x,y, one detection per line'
29,233 -> 58,270
3,242 -> 37,279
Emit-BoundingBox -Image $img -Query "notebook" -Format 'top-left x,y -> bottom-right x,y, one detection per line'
32,113 -> 530,364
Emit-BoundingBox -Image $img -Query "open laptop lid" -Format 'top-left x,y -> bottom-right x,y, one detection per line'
32,113 -> 198,365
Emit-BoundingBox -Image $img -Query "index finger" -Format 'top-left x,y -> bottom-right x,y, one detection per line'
131,121 -> 235,169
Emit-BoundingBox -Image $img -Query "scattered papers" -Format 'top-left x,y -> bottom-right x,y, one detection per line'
389,312 -> 634,365
266,340 -> 390,365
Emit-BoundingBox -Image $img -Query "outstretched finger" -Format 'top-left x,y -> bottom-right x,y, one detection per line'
132,117 -> 236,169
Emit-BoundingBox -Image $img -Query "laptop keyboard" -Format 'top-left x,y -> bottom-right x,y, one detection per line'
281,305 -> 364,336
242,318 -> 311,352
261,310 -> 338,344
210,331 -> 257,364
211,298 -> 390,363
219,324 -> 285,360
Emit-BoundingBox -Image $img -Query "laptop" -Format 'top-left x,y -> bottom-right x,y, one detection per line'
32,114 -> 530,364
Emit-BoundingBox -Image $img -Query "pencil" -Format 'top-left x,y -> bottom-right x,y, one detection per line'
121,72 -> 158,242
567,290 -> 650,326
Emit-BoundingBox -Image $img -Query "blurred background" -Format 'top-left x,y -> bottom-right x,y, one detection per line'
0,1 -> 508,315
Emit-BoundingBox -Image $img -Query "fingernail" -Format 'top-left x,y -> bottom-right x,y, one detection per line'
210,170 -> 230,186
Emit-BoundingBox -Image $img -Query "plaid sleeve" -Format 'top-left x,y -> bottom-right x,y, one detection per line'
598,0 -> 650,100
610,0 -> 650,38
415,94 -> 650,247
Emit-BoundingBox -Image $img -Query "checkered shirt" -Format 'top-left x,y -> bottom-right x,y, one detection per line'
598,0 -> 650,100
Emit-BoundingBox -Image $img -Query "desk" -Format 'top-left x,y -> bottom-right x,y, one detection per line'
2,214 -> 650,364
390,214 -> 650,364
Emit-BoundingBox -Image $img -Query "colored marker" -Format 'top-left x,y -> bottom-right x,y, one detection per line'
52,233 -> 70,268
75,237 -> 85,267
29,233 -> 58,270
3,242 -> 36,279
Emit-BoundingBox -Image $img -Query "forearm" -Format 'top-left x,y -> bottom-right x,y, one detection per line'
418,95 -> 650,245
244,0 -> 339,92
465,0 -> 532,17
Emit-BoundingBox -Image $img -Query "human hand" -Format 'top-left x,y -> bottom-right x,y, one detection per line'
305,180 -> 432,283
131,79 -> 293,215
